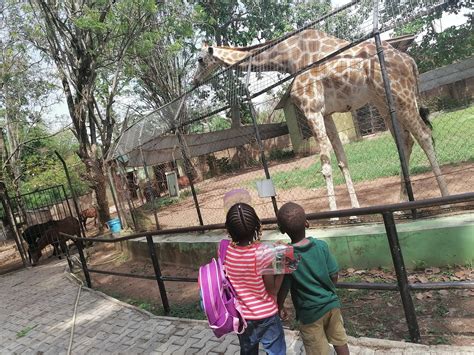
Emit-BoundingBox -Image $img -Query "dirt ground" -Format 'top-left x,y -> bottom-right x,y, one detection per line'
75,243 -> 474,347
150,161 -> 474,229
0,241 -> 25,275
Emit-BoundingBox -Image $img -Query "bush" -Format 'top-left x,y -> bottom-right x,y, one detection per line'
268,148 -> 295,161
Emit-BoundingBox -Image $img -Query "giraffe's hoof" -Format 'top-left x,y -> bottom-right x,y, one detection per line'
394,210 -> 406,216
349,216 -> 360,223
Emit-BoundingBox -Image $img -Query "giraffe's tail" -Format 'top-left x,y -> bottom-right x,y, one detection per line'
419,106 -> 432,130
419,106 -> 435,147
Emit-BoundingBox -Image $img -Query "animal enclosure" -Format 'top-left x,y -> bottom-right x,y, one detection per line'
114,0 -> 474,230
10,185 -> 79,265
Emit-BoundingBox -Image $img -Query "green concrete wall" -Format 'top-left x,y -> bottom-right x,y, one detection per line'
125,214 -> 474,270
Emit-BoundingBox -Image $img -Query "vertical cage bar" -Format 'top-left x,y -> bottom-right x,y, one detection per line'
76,239 -> 92,288
382,211 -> 421,343
146,235 -> 170,314
372,4 -> 416,216
244,60 -> 279,217
55,152 -> 87,239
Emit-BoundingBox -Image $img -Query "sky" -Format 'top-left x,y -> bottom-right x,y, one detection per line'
47,1 -> 471,132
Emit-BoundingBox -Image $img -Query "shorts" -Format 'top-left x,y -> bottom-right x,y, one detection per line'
299,308 -> 348,355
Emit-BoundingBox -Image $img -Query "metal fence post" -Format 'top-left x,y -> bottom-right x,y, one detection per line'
372,1 -> 416,217
76,239 -> 92,288
244,60 -> 279,217
176,129 -> 204,226
64,242 -> 74,273
382,211 -> 421,343
146,235 -> 170,314
55,151 -> 88,239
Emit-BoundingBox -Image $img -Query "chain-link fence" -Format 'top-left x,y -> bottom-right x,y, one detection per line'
113,0 -> 473,230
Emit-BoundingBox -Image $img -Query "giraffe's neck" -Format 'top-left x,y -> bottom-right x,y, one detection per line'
213,29 -> 350,74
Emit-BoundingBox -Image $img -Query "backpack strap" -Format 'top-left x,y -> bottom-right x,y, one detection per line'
218,239 -> 231,263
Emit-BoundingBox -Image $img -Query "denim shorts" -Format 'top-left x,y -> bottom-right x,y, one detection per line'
238,313 -> 286,355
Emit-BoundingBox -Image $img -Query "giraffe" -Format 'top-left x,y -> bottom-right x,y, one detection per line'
192,29 -> 450,211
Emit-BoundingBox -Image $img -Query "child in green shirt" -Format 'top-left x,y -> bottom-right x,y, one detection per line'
277,202 -> 350,355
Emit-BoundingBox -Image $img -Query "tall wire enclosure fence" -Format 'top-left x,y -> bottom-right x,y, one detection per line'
113,0 -> 473,230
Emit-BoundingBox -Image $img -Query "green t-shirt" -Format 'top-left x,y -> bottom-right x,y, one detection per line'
284,237 -> 341,325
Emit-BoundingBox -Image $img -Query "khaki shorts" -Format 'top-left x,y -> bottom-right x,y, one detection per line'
299,308 -> 348,355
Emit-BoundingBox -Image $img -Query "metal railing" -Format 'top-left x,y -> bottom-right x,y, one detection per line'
62,192 -> 474,343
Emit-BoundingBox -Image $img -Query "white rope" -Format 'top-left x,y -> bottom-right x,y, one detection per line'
67,278 -> 83,355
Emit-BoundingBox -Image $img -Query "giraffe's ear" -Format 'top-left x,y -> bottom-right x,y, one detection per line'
208,46 -> 214,55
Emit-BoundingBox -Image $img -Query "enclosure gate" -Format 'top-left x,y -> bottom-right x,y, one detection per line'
11,185 -> 77,264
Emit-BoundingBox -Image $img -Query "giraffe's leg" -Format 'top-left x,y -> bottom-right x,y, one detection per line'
324,115 -> 360,210
306,112 -> 338,212
406,111 -> 450,198
374,101 -> 413,202
376,100 -> 449,199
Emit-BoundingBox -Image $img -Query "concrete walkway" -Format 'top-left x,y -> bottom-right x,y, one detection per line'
0,260 -> 473,354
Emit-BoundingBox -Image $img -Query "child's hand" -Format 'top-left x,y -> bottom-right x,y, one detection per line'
279,307 -> 289,321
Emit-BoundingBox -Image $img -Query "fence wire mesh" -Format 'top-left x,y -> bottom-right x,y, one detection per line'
112,0 -> 473,230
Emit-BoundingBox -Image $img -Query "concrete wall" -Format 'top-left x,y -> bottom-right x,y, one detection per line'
125,213 -> 474,270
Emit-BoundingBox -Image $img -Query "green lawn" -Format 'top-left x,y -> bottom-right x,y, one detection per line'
260,106 -> 474,190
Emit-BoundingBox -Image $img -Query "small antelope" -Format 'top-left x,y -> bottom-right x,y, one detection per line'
80,207 -> 97,230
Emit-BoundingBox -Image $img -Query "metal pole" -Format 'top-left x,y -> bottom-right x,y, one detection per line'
146,235 -> 170,314
176,130 -> 204,226
373,29 -> 416,217
64,242 -> 74,273
61,185 -> 74,220
0,184 -> 27,266
76,239 -> 92,288
173,94 -> 204,226
117,163 -> 138,230
382,211 -> 421,343
55,151 -> 87,239
106,165 -> 125,229
244,61 -> 278,217
141,157 -> 161,230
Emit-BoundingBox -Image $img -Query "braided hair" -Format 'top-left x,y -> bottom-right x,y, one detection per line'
225,203 -> 261,244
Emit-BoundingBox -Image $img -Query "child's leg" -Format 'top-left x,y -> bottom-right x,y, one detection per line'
325,308 -> 349,355
255,314 -> 286,355
333,344 -> 350,355
238,320 -> 259,355
299,317 -> 330,355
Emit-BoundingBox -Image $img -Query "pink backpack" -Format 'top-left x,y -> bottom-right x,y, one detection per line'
198,239 -> 247,338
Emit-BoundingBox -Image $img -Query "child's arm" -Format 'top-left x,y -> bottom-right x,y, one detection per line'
277,276 -> 291,320
330,272 -> 339,284
277,277 -> 290,309
263,274 -> 285,296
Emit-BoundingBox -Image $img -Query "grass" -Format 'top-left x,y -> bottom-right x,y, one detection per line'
105,292 -> 206,321
141,187 -> 197,211
253,106 -> 474,190
124,298 -> 206,320
16,325 -> 37,338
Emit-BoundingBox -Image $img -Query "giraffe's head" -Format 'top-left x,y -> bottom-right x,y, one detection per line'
192,43 -> 221,86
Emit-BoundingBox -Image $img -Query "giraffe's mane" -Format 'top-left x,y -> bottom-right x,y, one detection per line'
217,39 -> 278,51
215,28 -> 340,52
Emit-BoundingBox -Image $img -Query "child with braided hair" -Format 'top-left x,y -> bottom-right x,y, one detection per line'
224,203 -> 286,355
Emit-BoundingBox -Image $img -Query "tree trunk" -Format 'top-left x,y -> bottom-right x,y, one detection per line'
84,155 -> 111,230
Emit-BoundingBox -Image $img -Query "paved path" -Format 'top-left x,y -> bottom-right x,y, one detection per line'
1,260 -> 473,354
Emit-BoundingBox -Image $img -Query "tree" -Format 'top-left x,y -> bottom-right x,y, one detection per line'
27,0 -> 157,226
1,1 -> 58,223
393,1 -> 472,73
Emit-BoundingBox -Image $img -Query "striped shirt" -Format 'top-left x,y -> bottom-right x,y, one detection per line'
224,243 -> 278,320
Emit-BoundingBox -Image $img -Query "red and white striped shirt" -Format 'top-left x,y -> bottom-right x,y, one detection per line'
224,243 -> 278,320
